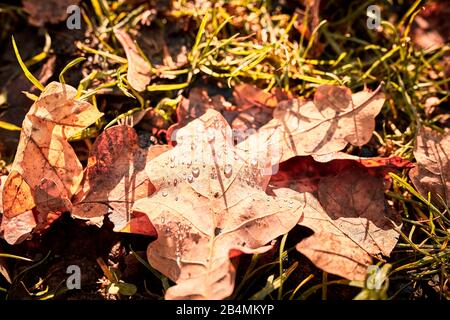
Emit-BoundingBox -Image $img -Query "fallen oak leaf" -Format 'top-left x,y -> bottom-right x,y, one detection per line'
166,88 -> 218,143
316,167 -> 400,257
269,156 -> 336,194
31,177 -> 73,234
0,175 -> 36,244
133,109 -> 304,299
0,211 -> 37,245
34,178 -> 72,215
217,84 -> 288,133
2,171 -> 35,218
1,179 -> 65,244
227,83 -> 286,134
241,85 -> 385,163
311,151 -> 413,168
72,125 -> 171,233
232,83 -> 280,109
119,211 -> 157,236
272,188 -> 372,281
291,166 -> 400,281
166,88 -> 247,144
270,154 -> 412,194
230,105 -> 273,133
313,152 -> 414,189
167,85 -> 285,144
411,2 -> 450,51
2,82 -> 103,220
114,29 -> 152,92
409,127 -> 449,207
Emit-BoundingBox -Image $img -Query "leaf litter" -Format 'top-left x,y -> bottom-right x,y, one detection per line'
0,0 -> 449,301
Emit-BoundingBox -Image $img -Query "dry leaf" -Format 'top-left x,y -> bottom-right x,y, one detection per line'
242,85 -> 385,163
294,166 -> 400,280
229,84 -> 290,133
114,29 -> 152,92
0,210 -> 36,245
22,0 -> 81,27
133,109 -> 303,299
230,84 -> 279,133
168,85 -> 284,143
409,127 -> 449,206
269,156 -> 337,194
1,82 -> 102,242
411,2 -> 450,51
270,154 -> 412,194
167,88 -> 218,141
230,105 -> 273,133
232,84 -> 279,109
311,151 -> 412,167
0,175 -> 36,244
72,125 -> 171,233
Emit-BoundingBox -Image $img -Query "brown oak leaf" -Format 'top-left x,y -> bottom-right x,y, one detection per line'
270,154 -> 412,194
293,166 -> 400,281
0,175 -> 36,244
241,85 -> 385,163
114,29 -> 152,92
232,83 -> 279,109
166,88 -> 220,142
132,109 -> 304,299
72,125 -> 171,233
0,211 -> 37,245
230,84 -> 279,132
409,127 -> 449,207
1,82 -> 103,225
167,85 -> 286,143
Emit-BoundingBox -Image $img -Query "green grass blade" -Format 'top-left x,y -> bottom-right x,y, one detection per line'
59,57 -> 86,84
0,253 -> 32,262
146,82 -> 189,92
0,121 -> 21,131
11,36 -> 44,91
191,14 -> 209,57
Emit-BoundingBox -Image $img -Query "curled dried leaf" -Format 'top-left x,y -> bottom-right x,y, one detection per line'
409,127 -> 449,207
115,29 -> 152,92
1,82 -> 102,243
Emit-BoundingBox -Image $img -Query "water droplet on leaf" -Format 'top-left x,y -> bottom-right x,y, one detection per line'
224,164 -> 233,178
192,167 -> 200,178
